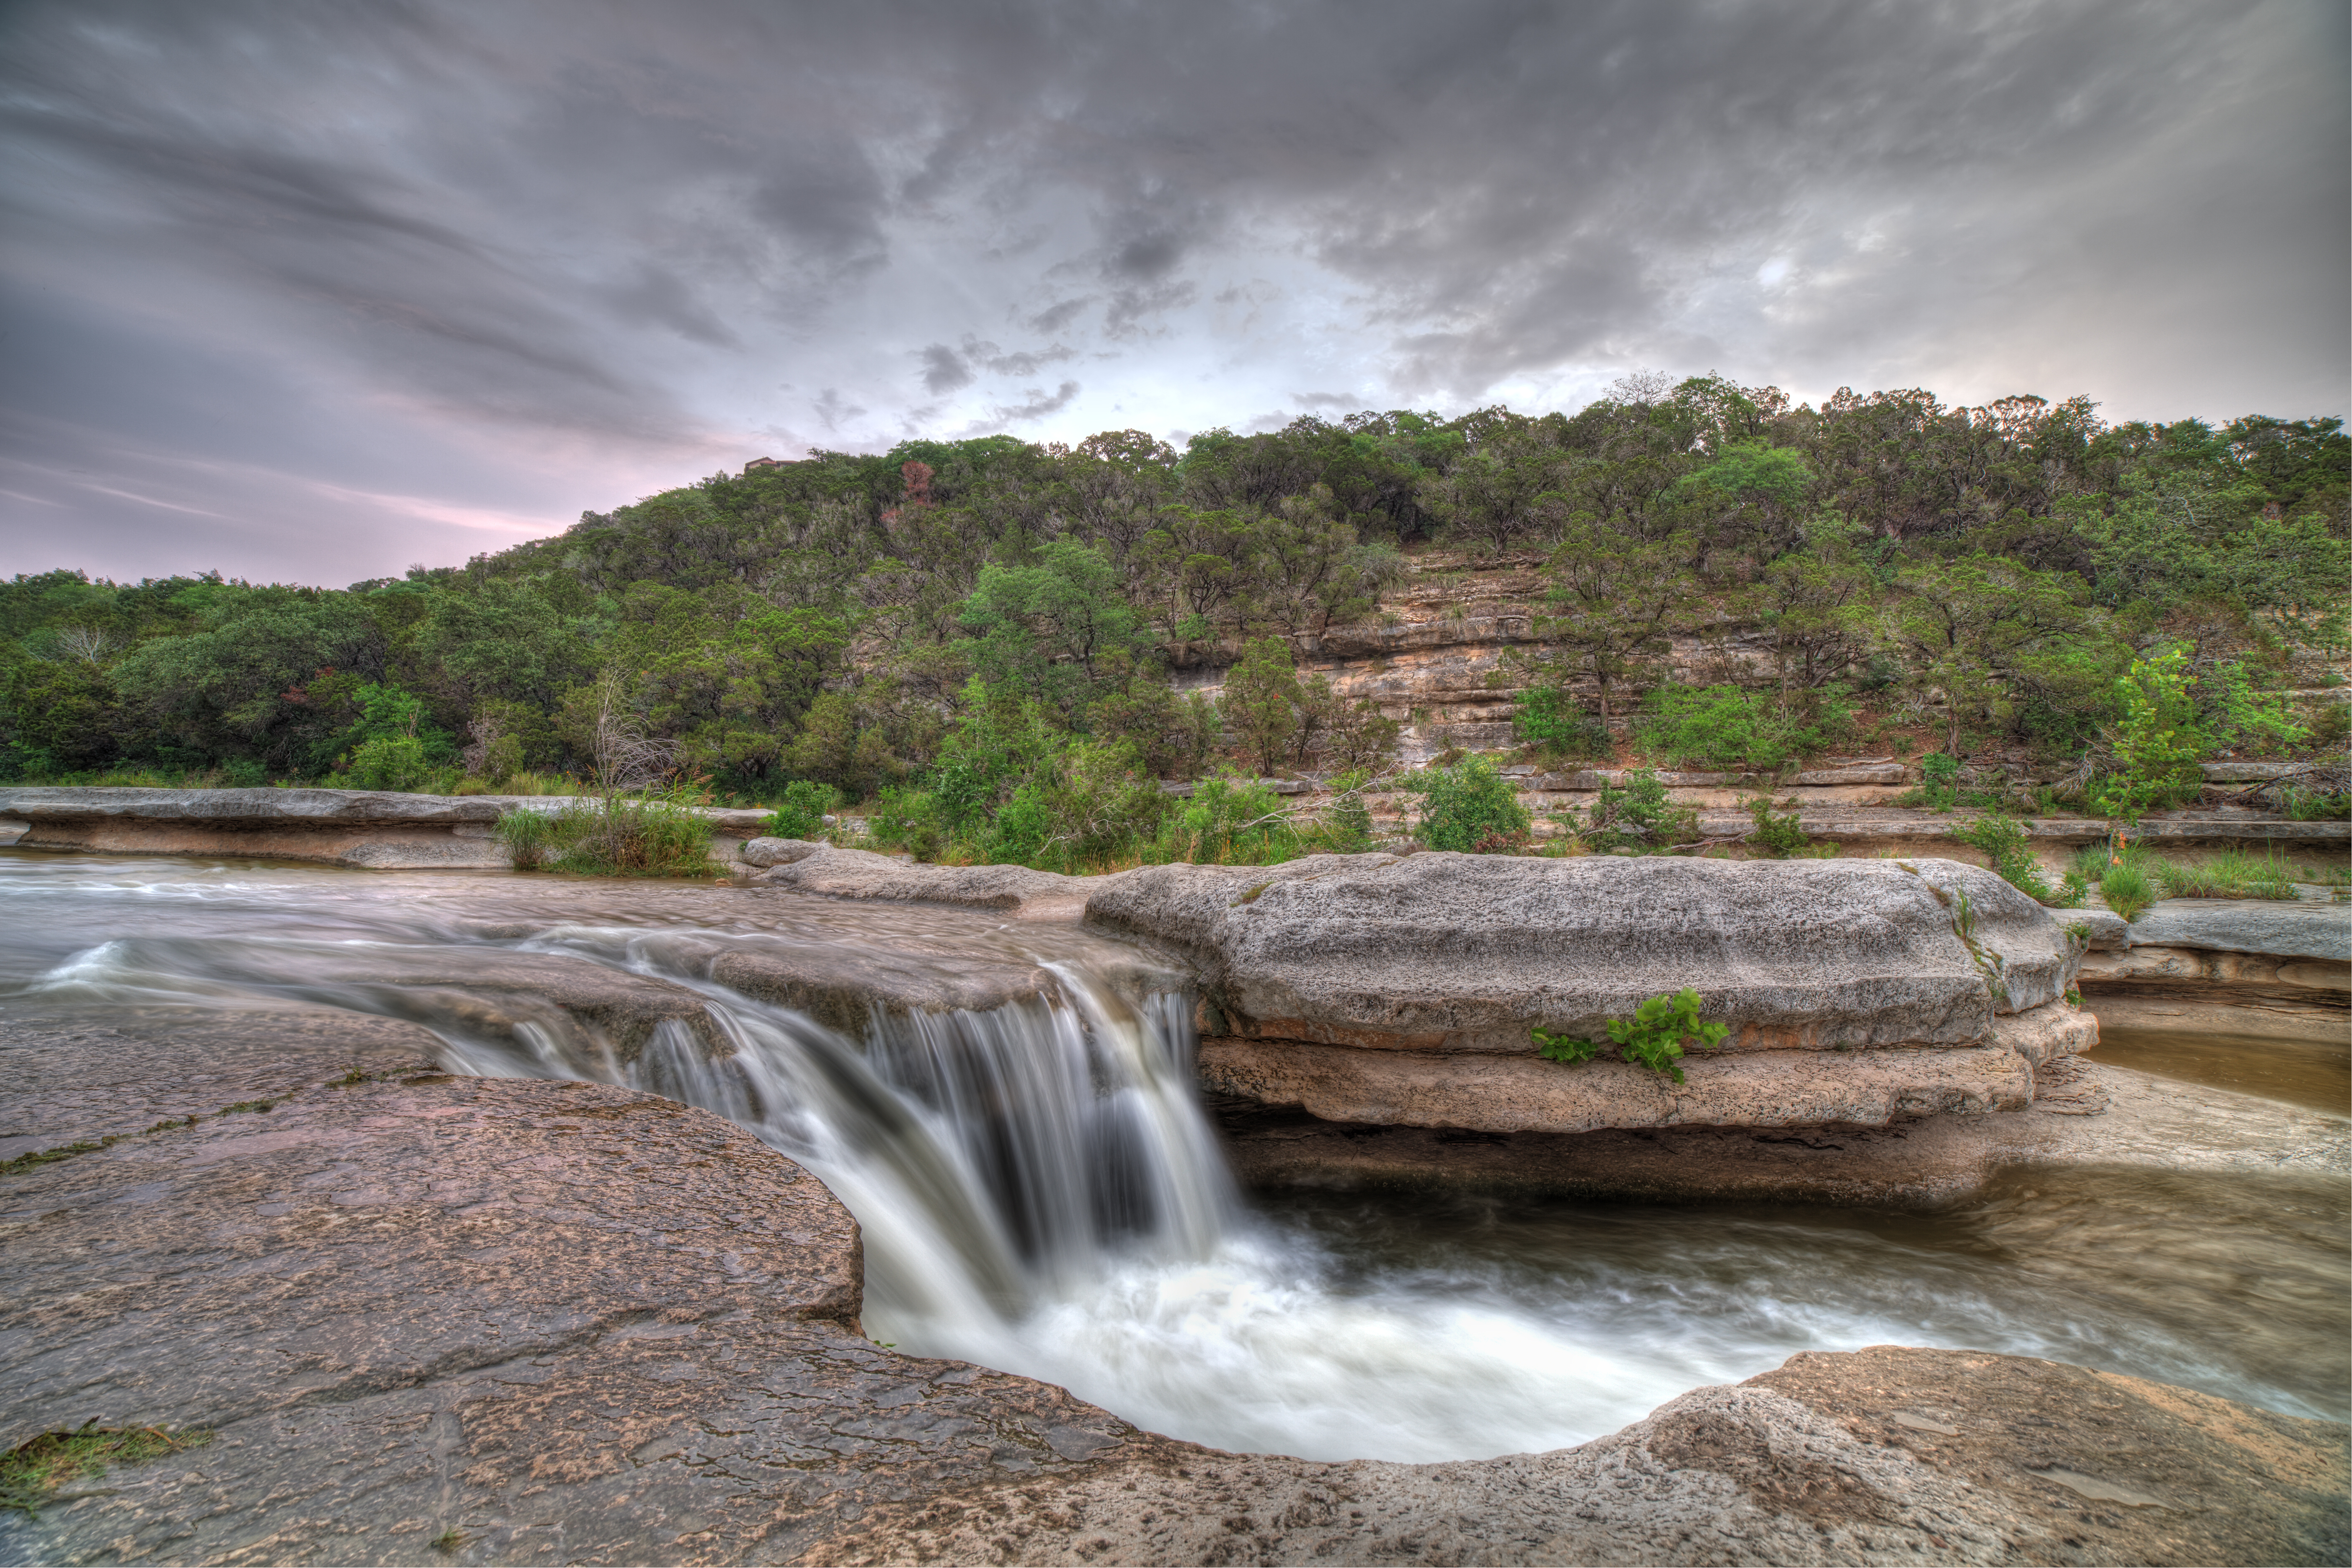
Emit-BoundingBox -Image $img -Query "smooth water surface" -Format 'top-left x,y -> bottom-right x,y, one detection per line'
2087,1025 -> 2349,1117
4,851 -> 2345,1462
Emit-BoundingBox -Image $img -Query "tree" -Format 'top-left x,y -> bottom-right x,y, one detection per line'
1531,522 -> 1707,721
1887,554 -> 2113,756
1218,637 -> 1302,776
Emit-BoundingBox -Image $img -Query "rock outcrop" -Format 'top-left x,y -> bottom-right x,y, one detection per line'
750,842 -> 1132,921
0,786 -> 772,869
1087,852 -> 2093,1134
4,1037 -> 2340,1566
2076,897 -> 2351,1045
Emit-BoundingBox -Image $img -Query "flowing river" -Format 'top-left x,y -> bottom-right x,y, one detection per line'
3,853 -> 2344,1462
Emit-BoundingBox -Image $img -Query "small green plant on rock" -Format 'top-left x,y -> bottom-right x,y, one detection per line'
1952,812 -> 2059,904
1742,794 -> 1811,859
3,1422 -> 212,1519
1531,988 -> 1730,1083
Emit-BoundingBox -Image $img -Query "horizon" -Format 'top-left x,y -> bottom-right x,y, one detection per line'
3,0 -> 2345,586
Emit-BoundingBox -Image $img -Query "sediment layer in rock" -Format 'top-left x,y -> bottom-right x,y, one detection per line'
1208,1057 -> 2348,1205
1199,1032 -> 2040,1134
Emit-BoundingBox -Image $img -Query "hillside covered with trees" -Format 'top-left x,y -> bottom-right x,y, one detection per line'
5,374 -> 2345,868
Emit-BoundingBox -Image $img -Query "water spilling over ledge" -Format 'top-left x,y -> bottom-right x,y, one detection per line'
4,852 -> 2345,1470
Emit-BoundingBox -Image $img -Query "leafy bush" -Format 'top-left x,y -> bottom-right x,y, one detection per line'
1634,684 -> 1849,771
1901,752 -> 1960,811
1952,812 -> 2058,903
340,735 -> 431,792
1560,769 -> 1700,854
1533,988 -> 1730,1083
2092,650 -> 2205,821
494,795 -> 718,878
765,779 -> 840,841
1315,766 -> 1379,853
1151,773 -> 1296,865
1742,794 -> 1811,858
1407,756 -> 1531,852
1513,685 -> 1611,760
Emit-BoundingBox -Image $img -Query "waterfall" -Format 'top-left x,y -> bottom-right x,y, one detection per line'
26,923 -> 1238,1348
14,858 -> 2340,1461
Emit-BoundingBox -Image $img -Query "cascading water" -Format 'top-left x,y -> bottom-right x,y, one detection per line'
5,855 -> 2345,1462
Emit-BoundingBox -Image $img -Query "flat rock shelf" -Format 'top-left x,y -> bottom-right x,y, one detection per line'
3,1058 -> 2343,1568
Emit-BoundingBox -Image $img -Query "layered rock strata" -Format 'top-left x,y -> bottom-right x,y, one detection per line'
3,1034 -> 2342,1567
1087,852 -> 2094,1134
0,786 -> 772,869
2076,897 -> 2351,1045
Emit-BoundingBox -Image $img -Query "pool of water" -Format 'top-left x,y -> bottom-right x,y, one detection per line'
5,850 -> 2346,1462
2087,1025 -> 2349,1117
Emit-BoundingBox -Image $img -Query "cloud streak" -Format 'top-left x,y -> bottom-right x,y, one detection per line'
0,0 -> 2341,581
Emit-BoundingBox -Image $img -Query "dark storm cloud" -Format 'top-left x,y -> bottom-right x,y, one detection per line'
0,0 -> 2341,580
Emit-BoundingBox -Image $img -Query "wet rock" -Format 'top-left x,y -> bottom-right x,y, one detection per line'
1212,1059 -> 2346,1204
1088,854 -> 2080,1056
804,1347 -> 2347,1568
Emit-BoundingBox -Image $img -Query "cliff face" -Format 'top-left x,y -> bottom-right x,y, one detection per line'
1162,545 -> 2352,772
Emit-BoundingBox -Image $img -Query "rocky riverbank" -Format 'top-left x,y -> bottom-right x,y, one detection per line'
4,1022 -> 2343,1567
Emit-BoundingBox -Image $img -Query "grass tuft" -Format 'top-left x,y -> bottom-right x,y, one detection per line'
2,1423 -> 212,1518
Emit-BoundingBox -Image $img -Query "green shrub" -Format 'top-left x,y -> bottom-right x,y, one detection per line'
1634,684 -> 1849,772
340,735 -> 432,792
1314,767 -> 1379,853
2092,650 -> 2205,821
1743,795 -> 1811,858
1152,773 -> 1297,865
765,779 -> 841,841
1560,769 -> 1700,854
1532,988 -> 1729,1084
1407,756 -> 1532,853
1902,752 -> 1960,811
494,796 -> 718,879
1513,685 -> 1611,760
1952,812 -> 2058,903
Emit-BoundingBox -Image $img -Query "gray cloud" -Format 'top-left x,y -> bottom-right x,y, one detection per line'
0,0 -> 2340,581
993,382 -> 1083,423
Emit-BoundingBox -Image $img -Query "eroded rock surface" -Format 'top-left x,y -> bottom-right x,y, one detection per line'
807,1347 -> 2347,1568
752,843 -> 1132,921
4,1039 -> 2342,1567
1212,1059 -> 2349,1205
1089,854 -> 2078,1052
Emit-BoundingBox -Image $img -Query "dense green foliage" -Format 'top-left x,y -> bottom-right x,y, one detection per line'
4,379 -> 2343,874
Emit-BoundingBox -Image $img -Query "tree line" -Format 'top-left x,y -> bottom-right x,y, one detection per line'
4,374 -> 2344,841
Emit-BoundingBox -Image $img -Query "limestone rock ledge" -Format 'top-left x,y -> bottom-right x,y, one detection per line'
3,1058 -> 2341,1567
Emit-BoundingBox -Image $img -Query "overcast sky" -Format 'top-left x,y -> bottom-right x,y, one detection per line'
1,0 -> 2344,586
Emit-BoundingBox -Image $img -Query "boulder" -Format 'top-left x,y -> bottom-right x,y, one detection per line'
738,834 -> 825,867
1087,853 -> 2079,1055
